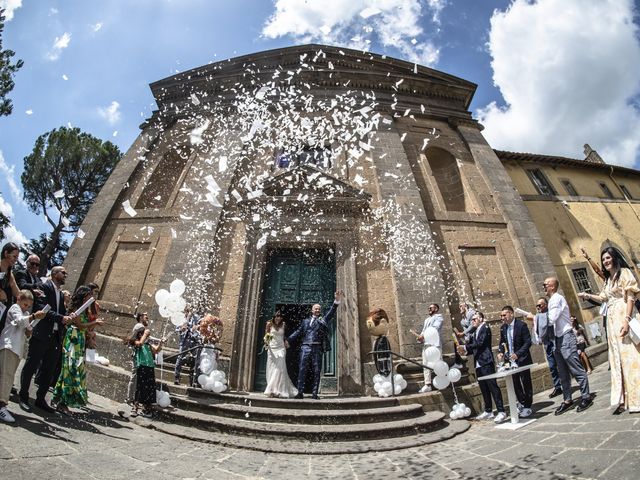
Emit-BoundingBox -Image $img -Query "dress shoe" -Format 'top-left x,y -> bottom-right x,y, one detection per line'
10,387 -> 18,396
576,397 -> 593,412
35,399 -> 56,414
548,388 -> 562,399
18,398 -> 32,412
554,401 -> 573,415
294,393 -> 304,399
311,395 -> 320,400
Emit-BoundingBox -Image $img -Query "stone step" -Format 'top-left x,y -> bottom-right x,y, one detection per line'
169,395 -> 425,424
134,415 -> 470,454
180,385 -> 402,410
152,406 -> 448,442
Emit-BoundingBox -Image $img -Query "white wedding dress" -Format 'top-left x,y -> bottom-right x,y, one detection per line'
264,326 -> 298,398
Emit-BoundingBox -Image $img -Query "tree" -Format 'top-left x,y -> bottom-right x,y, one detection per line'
21,127 -> 122,275
0,211 -> 9,241
0,8 -> 24,117
19,233 -> 69,269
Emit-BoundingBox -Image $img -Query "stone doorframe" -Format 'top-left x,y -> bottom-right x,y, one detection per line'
229,216 -> 364,395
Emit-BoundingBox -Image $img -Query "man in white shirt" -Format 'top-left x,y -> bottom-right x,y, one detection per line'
544,277 -> 592,414
418,303 -> 444,393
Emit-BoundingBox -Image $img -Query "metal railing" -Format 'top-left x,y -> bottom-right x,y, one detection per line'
367,349 -> 431,397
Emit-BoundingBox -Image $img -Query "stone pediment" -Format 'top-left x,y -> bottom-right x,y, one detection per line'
261,164 -> 370,201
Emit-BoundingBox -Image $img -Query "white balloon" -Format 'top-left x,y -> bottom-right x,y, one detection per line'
200,358 -> 213,375
464,407 -> 471,417
213,381 -> 224,393
424,346 -> 441,363
165,293 -> 181,312
432,375 -> 450,390
394,384 -> 402,395
170,279 -> 186,295
155,289 -> 170,307
157,392 -> 171,408
373,374 -> 384,384
205,378 -> 215,391
198,374 -> 208,387
175,296 -> 187,313
393,373 -> 403,383
453,403 -> 463,411
449,411 -> 457,419
433,360 -> 449,377
382,382 -> 393,394
447,368 -> 462,383
373,382 -> 382,392
170,311 -> 184,326
423,326 -> 439,346
399,379 -> 407,389
159,305 -> 171,318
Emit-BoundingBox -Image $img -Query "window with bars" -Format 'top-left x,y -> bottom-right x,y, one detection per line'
572,268 -> 593,293
561,179 -> 578,196
274,146 -> 332,169
526,169 -> 556,196
620,184 -> 634,200
599,182 -> 615,199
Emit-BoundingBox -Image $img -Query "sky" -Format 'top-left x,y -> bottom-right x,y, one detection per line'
1,0 -> 639,251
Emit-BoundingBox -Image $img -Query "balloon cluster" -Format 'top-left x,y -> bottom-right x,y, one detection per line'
156,389 -> 171,408
155,279 -> 187,326
449,402 -> 471,420
373,373 -> 407,397
197,346 -> 228,393
421,326 -> 462,391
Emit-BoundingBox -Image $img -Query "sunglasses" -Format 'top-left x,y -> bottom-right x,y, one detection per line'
535,304 -> 544,309
28,261 -> 40,266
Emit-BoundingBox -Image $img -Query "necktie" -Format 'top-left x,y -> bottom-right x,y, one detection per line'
507,324 -> 514,354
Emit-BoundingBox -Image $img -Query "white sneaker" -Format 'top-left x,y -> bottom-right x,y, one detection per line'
475,411 -> 494,420
519,407 -> 533,418
419,385 -> 432,393
516,402 -> 523,413
494,411 -> 507,423
0,406 -> 15,423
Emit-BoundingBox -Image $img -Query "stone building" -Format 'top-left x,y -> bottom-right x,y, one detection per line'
65,44 -> 556,396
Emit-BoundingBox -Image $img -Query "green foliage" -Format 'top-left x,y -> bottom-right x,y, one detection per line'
20,233 -> 69,269
0,8 -> 24,117
21,126 -> 122,274
0,210 -> 9,242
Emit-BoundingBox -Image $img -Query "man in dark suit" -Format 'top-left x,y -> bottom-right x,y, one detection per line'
19,266 -> 71,413
498,305 -> 534,418
287,290 -> 343,399
458,311 -> 507,423
14,254 -> 44,297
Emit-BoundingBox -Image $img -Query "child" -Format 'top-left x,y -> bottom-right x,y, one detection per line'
0,290 -> 45,422
130,323 -> 163,418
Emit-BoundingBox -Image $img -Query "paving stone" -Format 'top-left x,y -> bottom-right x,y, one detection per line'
537,448 -> 625,479
539,432 -> 612,449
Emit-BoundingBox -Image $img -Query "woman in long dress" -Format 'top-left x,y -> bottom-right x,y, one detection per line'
264,312 -> 298,398
52,285 -> 103,413
579,247 -> 640,414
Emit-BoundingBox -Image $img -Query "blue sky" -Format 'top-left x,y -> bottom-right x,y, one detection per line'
1,0 -> 639,249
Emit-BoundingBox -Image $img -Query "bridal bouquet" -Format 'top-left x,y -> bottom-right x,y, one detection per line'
198,314 -> 223,344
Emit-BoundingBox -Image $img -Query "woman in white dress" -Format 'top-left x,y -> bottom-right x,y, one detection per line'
264,312 -> 298,398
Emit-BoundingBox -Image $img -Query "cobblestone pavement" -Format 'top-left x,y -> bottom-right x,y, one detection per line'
1,363 -> 638,479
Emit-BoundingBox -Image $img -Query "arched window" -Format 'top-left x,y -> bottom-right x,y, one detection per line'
425,146 -> 466,212
136,149 -> 189,209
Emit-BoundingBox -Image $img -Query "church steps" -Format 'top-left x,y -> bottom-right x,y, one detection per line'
134,415 -> 470,455
151,406 -> 448,442
168,395 -> 425,424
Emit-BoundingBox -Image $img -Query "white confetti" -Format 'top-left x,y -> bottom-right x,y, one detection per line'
122,200 -> 137,217
359,7 -> 381,18
76,228 -> 85,239
53,189 -> 65,199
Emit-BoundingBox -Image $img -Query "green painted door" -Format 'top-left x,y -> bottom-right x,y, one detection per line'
254,248 -> 336,393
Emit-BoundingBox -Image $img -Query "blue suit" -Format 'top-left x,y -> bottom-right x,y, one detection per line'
464,322 -> 505,413
288,302 -> 338,396
499,319 -> 533,408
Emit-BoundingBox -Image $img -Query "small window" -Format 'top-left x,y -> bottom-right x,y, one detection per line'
620,184 -> 634,200
526,169 -> 556,196
561,180 -> 578,196
572,268 -> 593,293
274,146 -> 332,170
599,182 -> 614,199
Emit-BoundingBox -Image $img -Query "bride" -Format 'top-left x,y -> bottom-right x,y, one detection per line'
264,312 -> 298,398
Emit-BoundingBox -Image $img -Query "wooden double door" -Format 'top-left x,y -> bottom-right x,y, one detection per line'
254,248 -> 337,393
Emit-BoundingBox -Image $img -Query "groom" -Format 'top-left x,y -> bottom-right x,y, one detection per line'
287,290 -> 343,399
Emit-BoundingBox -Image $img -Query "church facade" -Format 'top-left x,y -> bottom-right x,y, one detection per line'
65,45 -> 556,395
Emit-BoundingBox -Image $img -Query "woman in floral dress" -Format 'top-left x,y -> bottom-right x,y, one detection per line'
579,247 -> 640,414
52,285 -> 103,413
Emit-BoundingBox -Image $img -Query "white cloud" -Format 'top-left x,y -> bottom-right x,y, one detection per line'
0,150 -> 26,207
0,0 -> 23,21
97,100 -> 121,125
46,32 -> 72,61
0,196 -> 28,246
477,0 -> 640,168
92,22 -> 103,32
262,0 -> 442,66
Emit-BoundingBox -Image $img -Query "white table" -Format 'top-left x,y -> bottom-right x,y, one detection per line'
478,363 -> 537,430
